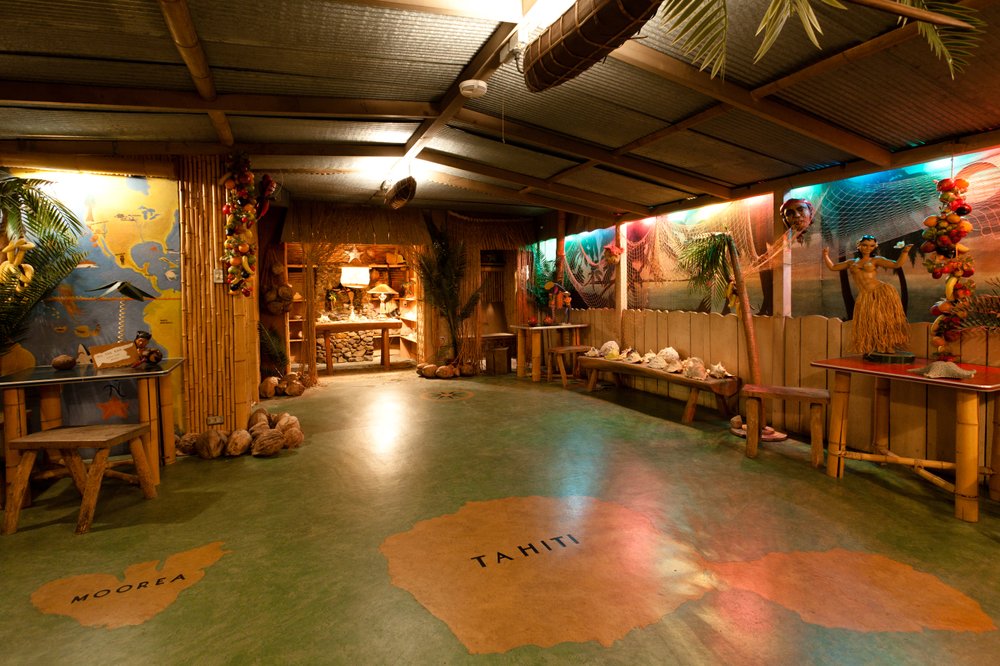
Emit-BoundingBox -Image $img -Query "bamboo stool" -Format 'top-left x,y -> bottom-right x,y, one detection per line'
742,384 -> 830,467
547,345 -> 591,387
2,423 -> 156,535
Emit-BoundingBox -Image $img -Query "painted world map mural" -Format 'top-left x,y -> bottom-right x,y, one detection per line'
9,170 -> 182,428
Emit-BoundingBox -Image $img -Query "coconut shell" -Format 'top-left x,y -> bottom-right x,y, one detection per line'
251,430 -> 286,457
276,414 -> 300,432
259,376 -> 279,398
177,432 -> 198,455
51,354 -> 77,371
420,364 -> 438,378
226,429 -> 253,456
283,427 -> 304,449
250,422 -> 272,438
247,407 -> 270,430
460,363 -> 475,376
435,365 -> 456,379
195,430 -> 226,459
284,381 -> 305,397
268,411 -> 287,427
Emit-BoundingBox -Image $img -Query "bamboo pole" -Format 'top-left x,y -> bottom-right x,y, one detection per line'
913,466 -> 956,494
727,235 -> 761,385
954,389 -> 980,522
835,449 -> 956,470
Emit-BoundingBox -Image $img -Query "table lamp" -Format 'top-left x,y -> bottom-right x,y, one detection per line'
367,283 -> 399,314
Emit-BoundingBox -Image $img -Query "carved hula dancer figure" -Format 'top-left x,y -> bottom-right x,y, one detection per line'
823,235 -> 913,356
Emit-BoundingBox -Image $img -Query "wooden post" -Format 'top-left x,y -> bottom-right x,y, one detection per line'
990,395 -> 1000,501
516,328 -> 527,378
809,403 -> 824,468
555,211 -> 566,285
159,374 -> 176,464
2,387 -> 28,511
38,386 -> 62,431
614,219 -> 627,339
137,377 -> 161,485
873,376 -> 890,454
954,389 -> 979,522
745,396 -> 761,458
531,329 -> 542,382
827,371 -> 851,478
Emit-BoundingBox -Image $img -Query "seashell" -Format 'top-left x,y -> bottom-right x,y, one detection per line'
585,347 -> 600,357
648,355 -> 666,369
643,351 -> 656,364
626,351 -> 642,363
907,361 -> 976,379
604,350 -> 620,360
708,362 -> 729,378
657,346 -> 680,363
682,357 -> 708,380
599,340 -> 619,356
665,359 -> 683,373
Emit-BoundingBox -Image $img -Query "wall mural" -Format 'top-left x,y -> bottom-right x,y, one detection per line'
10,171 -> 181,429
555,146 -> 1000,322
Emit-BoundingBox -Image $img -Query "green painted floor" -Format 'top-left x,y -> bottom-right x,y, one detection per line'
3,368 -> 1000,664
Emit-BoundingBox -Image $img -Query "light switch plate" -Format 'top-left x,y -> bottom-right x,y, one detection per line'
213,268 -> 224,283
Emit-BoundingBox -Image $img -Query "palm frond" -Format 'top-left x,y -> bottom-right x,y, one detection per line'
0,234 -> 85,355
660,0 -> 729,78
0,173 -> 85,239
906,1 -> 985,78
678,232 -> 734,311
257,323 -> 288,377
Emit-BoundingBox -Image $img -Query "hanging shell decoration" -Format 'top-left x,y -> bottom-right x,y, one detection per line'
0,237 -> 36,292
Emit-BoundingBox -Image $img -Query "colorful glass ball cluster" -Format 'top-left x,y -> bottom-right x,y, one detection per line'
921,178 -> 976,357
221,156 -> 260,297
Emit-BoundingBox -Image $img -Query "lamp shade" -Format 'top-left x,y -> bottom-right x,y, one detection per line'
340,266 -> 371,289
367,283 -> 398,296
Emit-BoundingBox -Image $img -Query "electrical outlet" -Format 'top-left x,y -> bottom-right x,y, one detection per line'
213,268 -> 224,284
206,415 -> 224,425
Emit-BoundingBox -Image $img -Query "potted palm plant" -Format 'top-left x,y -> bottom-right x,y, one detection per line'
0,170 -> 86,361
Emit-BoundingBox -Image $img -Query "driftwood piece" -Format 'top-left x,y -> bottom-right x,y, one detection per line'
226,429 -> 253,456
251,429 -> 285,457
259,376 -> 279,398
283,427 -> 304,449
195,430 -> 226,459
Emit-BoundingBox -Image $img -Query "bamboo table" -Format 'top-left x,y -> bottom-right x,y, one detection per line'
315,319 -> 402,372
1,358 -> 184,504
812,356 -> 1000,522
510,324 -> 589,382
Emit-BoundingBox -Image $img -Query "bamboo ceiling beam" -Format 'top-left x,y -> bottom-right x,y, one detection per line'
424,170 -> 617,221
453,108 -> 733,199
420,150 -> 651,215
611,41 -> 893,167
0,81 -> 435,119
843,0 -> 974,27
0,140 -> 405,159
340,0 -> 522,21
158,0 -> 232,146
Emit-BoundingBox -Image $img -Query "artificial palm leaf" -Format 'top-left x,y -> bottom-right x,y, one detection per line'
678,231 -> 733,311
0,232 -> 85,355
414,216 -> 484,362
0,172 -> 84,239
905,1 -> 985,78
659,0 -> 730,78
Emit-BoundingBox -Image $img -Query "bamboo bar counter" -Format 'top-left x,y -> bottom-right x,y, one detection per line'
812,355 -> 1000,522
0,358 -> 184,494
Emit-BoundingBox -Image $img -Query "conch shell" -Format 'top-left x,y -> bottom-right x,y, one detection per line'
682,357 -> 708,380
657,346 -> 680,363
708,362 -> 729,378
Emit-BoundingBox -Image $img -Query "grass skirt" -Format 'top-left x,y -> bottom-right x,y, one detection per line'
852,281 -> 909,355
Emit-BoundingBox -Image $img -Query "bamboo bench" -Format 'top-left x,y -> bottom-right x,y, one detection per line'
578,357 -> 741,424
2,423 -> 156,535
742,384 -> 830,467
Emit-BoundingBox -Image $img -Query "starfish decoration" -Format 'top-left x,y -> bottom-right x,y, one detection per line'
97,394 -> 129,419
344,245 -> 362,263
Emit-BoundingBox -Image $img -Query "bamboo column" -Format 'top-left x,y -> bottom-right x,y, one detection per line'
178,155 -> 259,435
954,389 -> 980,522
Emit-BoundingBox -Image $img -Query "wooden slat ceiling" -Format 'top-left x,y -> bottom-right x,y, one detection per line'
1,0 -> 1000,223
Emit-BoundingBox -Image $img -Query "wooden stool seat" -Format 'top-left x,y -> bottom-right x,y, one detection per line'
742,384 -> 830,467
547,345 -> 591,387
2,423 -> 156,535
